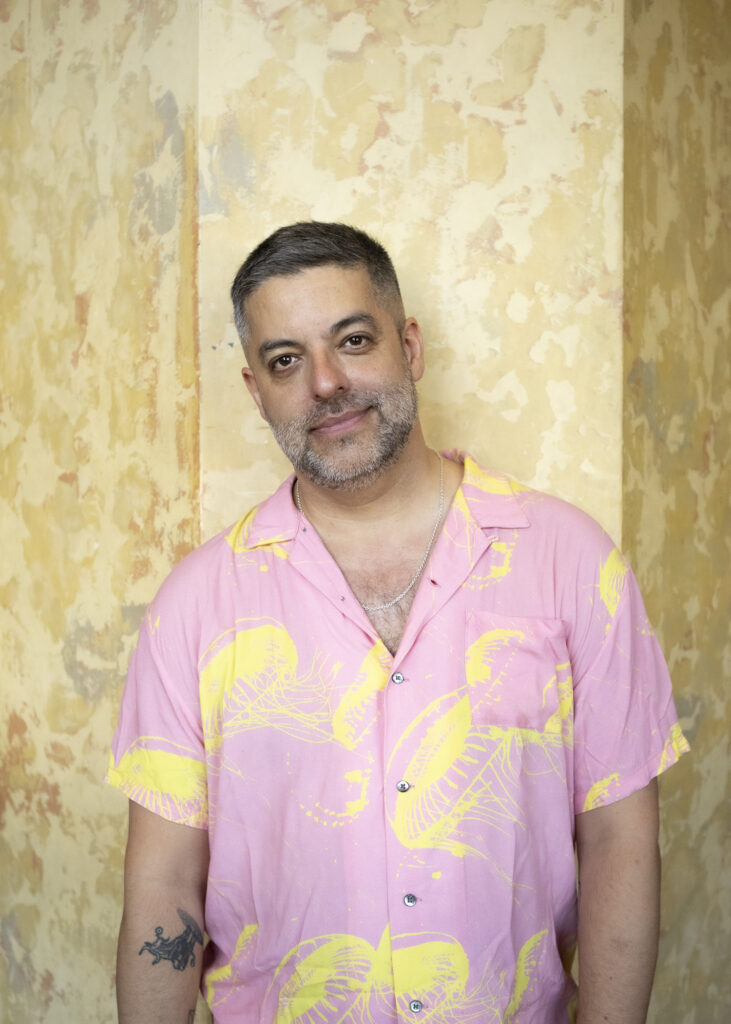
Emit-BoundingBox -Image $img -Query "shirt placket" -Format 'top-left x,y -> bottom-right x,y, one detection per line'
378,517 -> 493,1020
381,658 -> 427,1019
284,500 -> 500,1021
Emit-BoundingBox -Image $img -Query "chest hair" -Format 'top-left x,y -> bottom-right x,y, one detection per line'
336,552 -> 424,656
361,599 -> 413,656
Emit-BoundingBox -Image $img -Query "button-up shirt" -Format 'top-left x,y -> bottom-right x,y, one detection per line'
108,453 -> 688,1023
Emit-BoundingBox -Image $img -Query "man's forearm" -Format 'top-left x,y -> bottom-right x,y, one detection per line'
117,803 -> 210,1023
576,784 -> 661,1024
117,885 -> 205,1024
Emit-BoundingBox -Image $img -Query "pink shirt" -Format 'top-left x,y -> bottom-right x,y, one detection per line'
108,453 -> 688,1022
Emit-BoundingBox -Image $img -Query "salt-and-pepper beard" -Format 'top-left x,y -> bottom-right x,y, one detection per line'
264,374 -> 419,491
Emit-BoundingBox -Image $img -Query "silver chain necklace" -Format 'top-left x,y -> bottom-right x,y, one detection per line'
294,454 -> 445,613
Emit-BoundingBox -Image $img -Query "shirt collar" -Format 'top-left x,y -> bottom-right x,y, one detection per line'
225,474 -> 299,553
446,451 -> 531,530
226,451 -> 531,554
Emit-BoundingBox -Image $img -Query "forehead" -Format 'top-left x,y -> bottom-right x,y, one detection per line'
244,265 -> 382,337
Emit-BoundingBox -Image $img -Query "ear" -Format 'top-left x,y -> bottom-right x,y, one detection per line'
401,318 -> 425,383
241,366 -> 268,421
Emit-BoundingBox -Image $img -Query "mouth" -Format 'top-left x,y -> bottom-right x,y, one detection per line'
310,407 -> 372,436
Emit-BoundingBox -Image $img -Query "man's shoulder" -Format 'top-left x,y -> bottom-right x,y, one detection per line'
460,453 -> 615,551
464,465 -> 630,627
150,475 -> 298,609
515,482 -> 610,540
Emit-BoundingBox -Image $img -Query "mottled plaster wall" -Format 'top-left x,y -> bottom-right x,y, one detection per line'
0,1 -> 199,1020
5,0 -> 718,1022
624,1 -> 730,1021
200,0 -> 625,543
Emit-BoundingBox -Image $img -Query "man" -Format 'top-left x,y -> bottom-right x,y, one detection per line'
109,222 -> 689,1024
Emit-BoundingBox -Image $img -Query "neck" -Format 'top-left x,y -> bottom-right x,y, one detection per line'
294,426 -> 435,531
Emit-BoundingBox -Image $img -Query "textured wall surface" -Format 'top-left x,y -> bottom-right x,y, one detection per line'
3,0 -> 723,1021
199,0 -> 625,543
624,1 -> 730,1021
0,1 -> 199,1020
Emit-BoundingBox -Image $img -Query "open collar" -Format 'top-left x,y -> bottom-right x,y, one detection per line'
447,451 -> 532,531
224,474 -> 300,554
225,451 -> 532,557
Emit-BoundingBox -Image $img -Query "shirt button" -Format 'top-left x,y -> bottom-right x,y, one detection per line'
391,671 -> 405,684
403,893 -> 417,907
396,780 -> 410,793
409,999 -> 423,1013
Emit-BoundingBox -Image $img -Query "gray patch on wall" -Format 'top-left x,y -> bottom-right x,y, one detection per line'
0,912 -> 32,993
63,604 -> 147,701
200,116 -> 254,216
127,91 -> 187,238
626,357 -> 695,449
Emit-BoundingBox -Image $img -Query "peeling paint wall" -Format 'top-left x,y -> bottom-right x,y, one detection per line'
0,1 -> 199,1019
624,1 -> 730,1020
200,0 -> 625,542
3,0 -> 723,1021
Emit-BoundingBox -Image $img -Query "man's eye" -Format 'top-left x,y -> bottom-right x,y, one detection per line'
344,334 -> 368,348
271,354 -> 296,371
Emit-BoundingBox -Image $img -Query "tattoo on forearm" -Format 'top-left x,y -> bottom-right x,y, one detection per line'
138,908 -> 203,972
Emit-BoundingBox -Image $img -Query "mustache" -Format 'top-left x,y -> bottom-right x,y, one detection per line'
303,393 -> 379,430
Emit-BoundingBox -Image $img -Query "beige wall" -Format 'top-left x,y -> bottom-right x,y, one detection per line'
0,1 -> 725,1021
624,0 -> 730,1019
0,0 -> 199,1018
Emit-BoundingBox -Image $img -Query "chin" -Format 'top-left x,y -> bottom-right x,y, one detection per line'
297,439 -> 406,491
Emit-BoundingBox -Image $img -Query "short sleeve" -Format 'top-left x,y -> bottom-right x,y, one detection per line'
572,553 -> 689,815
106,590 -> 208,829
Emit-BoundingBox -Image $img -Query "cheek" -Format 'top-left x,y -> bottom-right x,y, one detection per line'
259,389 -> 308,426
247,386 -> 267,418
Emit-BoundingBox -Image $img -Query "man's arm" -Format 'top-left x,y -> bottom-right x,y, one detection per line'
575,777 -> 660,1024
117,801 -> 210,1024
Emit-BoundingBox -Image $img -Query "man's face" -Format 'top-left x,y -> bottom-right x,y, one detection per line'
241,264 -> 425,489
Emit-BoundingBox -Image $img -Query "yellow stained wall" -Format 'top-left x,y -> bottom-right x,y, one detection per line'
0,0 -> 199,1019
1,0 -> 724,1021
624,0 -> 730,1020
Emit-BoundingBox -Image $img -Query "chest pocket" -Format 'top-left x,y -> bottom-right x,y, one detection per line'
465,611 -> 571,732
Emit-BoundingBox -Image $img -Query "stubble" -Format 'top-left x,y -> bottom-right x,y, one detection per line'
266,376 -> 418,490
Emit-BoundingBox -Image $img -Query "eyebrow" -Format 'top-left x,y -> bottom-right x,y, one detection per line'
256,312 -> 380,361
327,312 -> 379,336
257,338 -> 300,358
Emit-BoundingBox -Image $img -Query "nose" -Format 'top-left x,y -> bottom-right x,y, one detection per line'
309,349 -> 349,400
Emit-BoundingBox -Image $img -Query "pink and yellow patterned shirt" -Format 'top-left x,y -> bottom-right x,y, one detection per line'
108,453 -> 688,1023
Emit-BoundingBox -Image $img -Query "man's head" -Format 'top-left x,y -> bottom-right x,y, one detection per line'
231,221 -> 405,349
232,225 -> 424,491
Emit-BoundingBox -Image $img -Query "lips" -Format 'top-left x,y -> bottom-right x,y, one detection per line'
310,407 -> 371,434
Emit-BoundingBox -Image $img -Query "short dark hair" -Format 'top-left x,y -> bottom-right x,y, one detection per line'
230,221 -> 404,346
